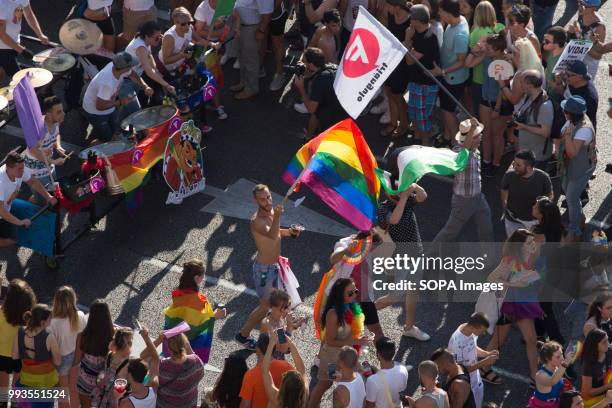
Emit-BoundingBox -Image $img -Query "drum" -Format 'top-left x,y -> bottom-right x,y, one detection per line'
33,49 -> 76,74
172,65 -> 216,111
78,141 -> 136,160
12,68 -> 54,88
0,86 -> 14,102
120,105 -> 178,140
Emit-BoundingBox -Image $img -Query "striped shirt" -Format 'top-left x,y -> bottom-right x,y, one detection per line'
452,146 -> 481,198
156,354 -> 205,408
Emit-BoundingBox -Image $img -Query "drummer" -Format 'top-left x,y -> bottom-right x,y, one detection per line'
83,0 -> 116,52
0,0 -> 48,77
0,151 -> 57,247
83,52 -> 153,144
125,21 -> 176,105
24,96 -> 68,196
158,7 -> 220,133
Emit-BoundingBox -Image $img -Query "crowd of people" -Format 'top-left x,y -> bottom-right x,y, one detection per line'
0,0 -> 611,405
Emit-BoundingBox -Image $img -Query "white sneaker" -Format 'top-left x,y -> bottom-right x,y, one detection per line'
379,110 -> 390,124
216,106 -> 228,120
233,59 -> 240,69
294,102 -> 308,114
370,99 -> 388,115
402,326 -> 430,341
269,73 -> 285,91
220,53 -> 230,65
259,66 -> 266,78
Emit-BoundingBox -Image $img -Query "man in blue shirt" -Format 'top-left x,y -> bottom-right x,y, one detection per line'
431,0 -> 469,145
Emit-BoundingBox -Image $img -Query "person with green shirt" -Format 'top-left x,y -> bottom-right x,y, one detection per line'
468,1 -> 504,115
543,26 -> 567,101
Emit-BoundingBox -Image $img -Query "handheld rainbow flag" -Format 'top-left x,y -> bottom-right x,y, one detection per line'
163,289 -> 215,364
282,119 -> 380,231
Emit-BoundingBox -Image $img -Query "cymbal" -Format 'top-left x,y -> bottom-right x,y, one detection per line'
34,49 -> 76,73
12,68 -> 54,88
0,95 -> 7,110
59,18 -> 103,55
0,86 -> 14,102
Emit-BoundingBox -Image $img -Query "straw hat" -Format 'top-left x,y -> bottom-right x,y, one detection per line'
455,119 -> 484,143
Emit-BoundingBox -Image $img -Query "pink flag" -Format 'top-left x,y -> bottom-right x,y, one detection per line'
13,75 -> 45,149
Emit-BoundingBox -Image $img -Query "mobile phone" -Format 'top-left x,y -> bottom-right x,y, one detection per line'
277,328 -> 287,344
133,318 -> 143,331
608,97 -> 612,108
327,363 -> 337,380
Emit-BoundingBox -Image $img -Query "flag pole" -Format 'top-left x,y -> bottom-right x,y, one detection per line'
405,48 -> 473,120
281,167 -> 306,206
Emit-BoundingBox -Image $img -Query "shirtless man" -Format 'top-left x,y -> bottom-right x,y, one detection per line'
309,9 -> 342,63
235,184 -> 301,349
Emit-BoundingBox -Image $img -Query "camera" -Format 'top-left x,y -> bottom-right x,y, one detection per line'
506,113 -> 526,129
283,63 -> 306,76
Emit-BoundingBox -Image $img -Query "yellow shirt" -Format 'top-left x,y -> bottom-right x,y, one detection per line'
0,308 -> 18,358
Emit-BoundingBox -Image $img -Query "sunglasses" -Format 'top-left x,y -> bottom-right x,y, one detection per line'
179,21 -> 194,26
347,289 -> 359,297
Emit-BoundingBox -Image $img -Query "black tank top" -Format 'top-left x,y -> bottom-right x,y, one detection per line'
445,367 -> 477,408
387,13 -> 411,42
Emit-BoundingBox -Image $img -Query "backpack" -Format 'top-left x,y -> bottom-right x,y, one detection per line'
64,64 -> 84,112
91,353 -> 129,408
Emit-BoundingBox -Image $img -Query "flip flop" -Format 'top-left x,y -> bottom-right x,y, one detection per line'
480,368 -> 503,385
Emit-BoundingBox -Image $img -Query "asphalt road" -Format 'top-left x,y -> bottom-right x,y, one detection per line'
1,0 -> 612,406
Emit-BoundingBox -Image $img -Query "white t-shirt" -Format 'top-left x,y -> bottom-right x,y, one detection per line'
195,0 -> 215,25
82,62 -> 125,115
561,123 -> 593,144
124,0 -> 154,11
365,363 -> 408,407
48,311 -> 88,356
341,0 -> 368,31
125,37 -> 148,76
0,0 -> 29,50
158,26 -> 193,71
87,0 -> 113,12
0,164 -> 32,217
448,327 -> 482,391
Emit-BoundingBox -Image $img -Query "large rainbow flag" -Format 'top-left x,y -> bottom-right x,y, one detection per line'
282,119 -> 380,231
163,289 -> 215,364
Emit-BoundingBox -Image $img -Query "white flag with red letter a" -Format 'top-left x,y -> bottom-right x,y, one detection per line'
334,6 -> 407,119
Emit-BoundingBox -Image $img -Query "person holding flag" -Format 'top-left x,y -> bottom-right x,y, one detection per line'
432,118 -> 494,243
22,96 -> 68,203
234,184 -> 303,350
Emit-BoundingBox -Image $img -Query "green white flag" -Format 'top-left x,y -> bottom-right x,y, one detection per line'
375,146 -> 470,194
211,0 -> 237,24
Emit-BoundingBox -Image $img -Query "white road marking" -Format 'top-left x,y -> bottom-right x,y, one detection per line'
200,178 -> 356,237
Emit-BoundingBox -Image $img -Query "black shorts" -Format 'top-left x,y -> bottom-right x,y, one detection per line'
86,16 -> 115,35
439,79 -> 466,113
480,99 -> 514,116
0,49 -> 19,77
0,219 -> 17,241
360,301 -> 380,326
269,13 -> 288,36
0,355 -> 21,374
385,61 -> 411,95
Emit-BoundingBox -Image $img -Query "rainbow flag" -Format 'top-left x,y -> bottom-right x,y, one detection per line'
164,289 -> 215,364
108,110 -> 180,194
282,119 -> 380,231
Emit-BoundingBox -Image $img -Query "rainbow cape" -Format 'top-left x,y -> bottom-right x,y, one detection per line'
313,237 -> 370,339
282,118 -> 380,231
163,289 -> 215,364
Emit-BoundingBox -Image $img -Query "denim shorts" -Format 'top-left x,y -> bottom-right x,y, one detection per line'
57,351 -> 75,376
252,262 -> 280,299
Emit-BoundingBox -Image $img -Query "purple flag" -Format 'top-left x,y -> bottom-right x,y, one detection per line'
13,75 -> 45,149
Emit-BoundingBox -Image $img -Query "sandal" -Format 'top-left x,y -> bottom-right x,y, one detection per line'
480,368 -> 503,385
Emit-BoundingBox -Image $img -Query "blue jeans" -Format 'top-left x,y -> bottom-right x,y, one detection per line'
86,109 -> 119,143
532,2 -> 557,42
562,168 -> 594,236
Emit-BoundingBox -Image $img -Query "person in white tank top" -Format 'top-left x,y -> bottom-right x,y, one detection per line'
115,329 -> 159,408
125,21 -> 176,99
333,347 -> 366,408
158,7 -> 221,73
405,361 -> 450,408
